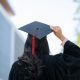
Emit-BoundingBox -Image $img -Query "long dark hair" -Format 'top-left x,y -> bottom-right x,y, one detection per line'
23,34 -> 49,56
19,34 -> 50,80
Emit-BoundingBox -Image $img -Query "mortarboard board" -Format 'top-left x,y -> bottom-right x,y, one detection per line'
19,21 -> 52,39
19,21 -> 52,55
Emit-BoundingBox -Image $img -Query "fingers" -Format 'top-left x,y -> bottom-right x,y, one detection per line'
50,26 -> 61,32
51,26 -> 66,41
52,26 -> 61,32
52,26 -> 62,35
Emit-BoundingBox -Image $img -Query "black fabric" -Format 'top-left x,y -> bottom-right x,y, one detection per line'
64,41 -> 80,57
9,41 -> 80,80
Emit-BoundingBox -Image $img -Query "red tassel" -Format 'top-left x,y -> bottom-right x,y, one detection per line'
32,36 -> 35,56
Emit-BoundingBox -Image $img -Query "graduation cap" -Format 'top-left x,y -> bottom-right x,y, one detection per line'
19,21 -> 52,55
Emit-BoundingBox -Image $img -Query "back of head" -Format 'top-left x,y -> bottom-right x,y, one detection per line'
18,21 -> 52,80
24,34 -> 50,56
18,34 -> 49,80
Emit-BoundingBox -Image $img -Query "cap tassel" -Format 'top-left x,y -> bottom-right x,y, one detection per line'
32,36 -> 35,56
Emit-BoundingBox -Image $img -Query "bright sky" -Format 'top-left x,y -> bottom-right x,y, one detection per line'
8,0 -> 77,55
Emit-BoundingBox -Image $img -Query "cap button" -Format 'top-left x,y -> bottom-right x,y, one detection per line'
36,28 -> 39,30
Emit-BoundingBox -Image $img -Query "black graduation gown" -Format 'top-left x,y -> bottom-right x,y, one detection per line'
53,41 -> 80,80
9,41 -> 80,80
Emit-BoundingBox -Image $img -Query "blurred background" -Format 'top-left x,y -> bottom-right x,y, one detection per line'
0,0 -> 80,80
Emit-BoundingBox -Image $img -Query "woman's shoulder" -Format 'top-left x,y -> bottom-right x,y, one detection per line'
11,59 -> 26,69
42,53 -> 62,65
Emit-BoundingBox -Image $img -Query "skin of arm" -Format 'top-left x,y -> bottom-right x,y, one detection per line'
52,26 -> 80,58
52,26 -> 68,46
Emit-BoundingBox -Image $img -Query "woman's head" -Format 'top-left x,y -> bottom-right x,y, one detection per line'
24,34 -> 50,56
18,34 -> 49,80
